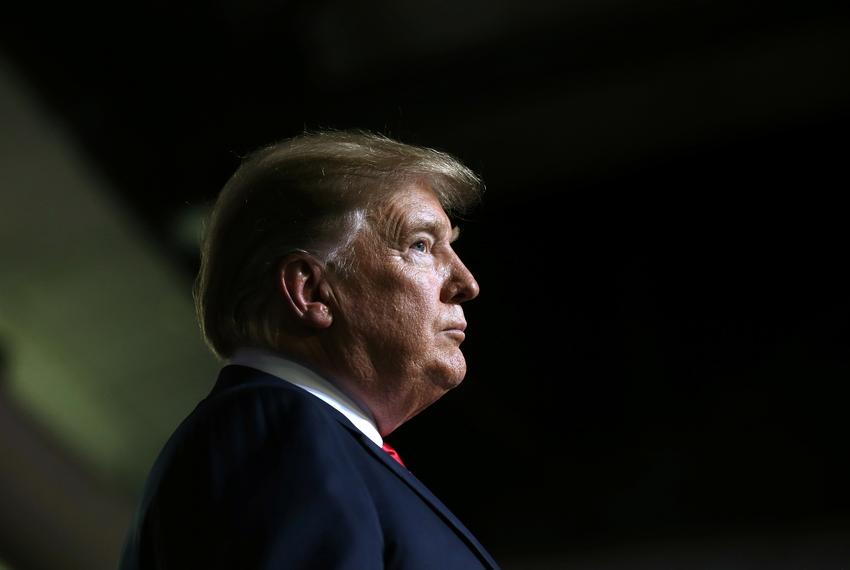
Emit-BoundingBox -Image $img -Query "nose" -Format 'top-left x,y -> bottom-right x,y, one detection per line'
442,252 -> 480,304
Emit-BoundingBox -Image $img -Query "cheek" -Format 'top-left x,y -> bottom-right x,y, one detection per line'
392,298 -> 435,344
381,274 -> 439,324
352,268 -> 443,351
371,297 -> 439,362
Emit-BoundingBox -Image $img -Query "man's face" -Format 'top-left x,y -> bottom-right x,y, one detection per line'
328,183 -> 480,426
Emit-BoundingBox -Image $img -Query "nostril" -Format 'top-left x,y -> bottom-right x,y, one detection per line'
444,256 -> 479,303
452,274 -> 479,303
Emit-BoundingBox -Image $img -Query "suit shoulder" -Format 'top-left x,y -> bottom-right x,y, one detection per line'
171,376 -> 343,468
140,374 -> 367,517
122,372 -> 386,569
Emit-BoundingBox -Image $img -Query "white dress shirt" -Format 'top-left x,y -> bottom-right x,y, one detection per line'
228,346 -> 383,447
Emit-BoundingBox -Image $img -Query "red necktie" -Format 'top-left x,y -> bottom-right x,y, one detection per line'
381,442 -> 406,468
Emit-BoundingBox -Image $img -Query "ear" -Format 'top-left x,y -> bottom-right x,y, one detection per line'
277,253 -> 333,329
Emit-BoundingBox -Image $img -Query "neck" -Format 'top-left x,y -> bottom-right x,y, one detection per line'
278,336 -> 427,437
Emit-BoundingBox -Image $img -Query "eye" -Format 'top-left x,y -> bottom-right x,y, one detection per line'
410,239 -> 429,253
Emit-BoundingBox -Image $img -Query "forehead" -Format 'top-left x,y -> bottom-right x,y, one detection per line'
375,183 -> 453,234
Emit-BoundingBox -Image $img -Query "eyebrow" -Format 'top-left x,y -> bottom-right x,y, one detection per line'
405,216 -> 460,243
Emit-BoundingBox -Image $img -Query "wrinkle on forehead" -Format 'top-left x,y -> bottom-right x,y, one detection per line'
404,214 -> 453,239
371,185 -> 455,244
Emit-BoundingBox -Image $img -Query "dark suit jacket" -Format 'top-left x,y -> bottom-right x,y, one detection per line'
119,364 -> 499,569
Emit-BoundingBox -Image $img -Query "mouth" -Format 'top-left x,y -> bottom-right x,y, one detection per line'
442,322 -> 467,341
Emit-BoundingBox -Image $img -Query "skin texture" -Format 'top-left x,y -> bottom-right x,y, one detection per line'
277,182 -> 479,435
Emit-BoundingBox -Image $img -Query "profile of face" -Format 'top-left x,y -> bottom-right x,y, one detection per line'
328,182 -> 480,429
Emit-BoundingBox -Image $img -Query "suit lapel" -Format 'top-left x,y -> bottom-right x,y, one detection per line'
334,416 -> 499,570
213,367 -> 499,569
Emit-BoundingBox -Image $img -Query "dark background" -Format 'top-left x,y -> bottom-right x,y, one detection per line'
2,0 -> 849,566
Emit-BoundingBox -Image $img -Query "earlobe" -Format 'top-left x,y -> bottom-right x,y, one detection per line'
278,255 -> 333,329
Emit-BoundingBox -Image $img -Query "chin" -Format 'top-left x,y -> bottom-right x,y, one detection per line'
433,357 -> 467,390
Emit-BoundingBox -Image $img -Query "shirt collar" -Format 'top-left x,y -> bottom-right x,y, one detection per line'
227,346 -> 383,447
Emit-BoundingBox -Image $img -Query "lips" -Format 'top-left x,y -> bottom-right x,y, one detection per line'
441,321 -> 467,344
443,321 -> 467,333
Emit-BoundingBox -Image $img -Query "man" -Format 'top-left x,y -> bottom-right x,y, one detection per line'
119,130 -> 500,569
